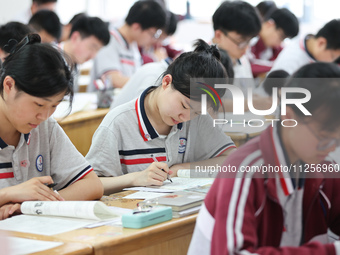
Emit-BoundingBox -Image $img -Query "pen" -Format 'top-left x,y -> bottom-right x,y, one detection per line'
151,155 -> 172,183
45,183 -> 58,190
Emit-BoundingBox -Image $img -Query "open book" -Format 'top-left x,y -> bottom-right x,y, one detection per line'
21,201 -> 120,221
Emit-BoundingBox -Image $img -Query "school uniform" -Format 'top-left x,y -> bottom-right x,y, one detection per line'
0,118 -> 93,191
88,28 -> 142,92
86,87 -> 236,177
270,35 -> 316,75
249,36 -> 283,77
188,124 -> 340,255
110,58 -> 172,109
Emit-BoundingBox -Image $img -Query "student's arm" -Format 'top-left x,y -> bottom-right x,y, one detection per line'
104,71 -> 129,88
0,176 -> 63,206
99,162 -> 170,195
58,171 -> 103,200
169,149 -> 236,176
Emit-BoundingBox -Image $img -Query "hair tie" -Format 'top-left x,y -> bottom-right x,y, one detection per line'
3,39 -> 18,54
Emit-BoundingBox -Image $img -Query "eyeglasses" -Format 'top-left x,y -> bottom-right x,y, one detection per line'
303,121 -> 340,151
148,29 -> 163,40
222,30 -> 251,49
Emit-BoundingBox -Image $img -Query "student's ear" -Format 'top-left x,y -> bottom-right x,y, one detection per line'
161,74 -> 172,89
214,30 -> 225,44
3,76 -> 15,95
316,37 -> 328,50
70,31 -> 81,43
131,23 -> 142,32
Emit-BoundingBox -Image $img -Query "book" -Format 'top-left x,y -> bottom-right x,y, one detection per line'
172,205 -> 201,218
20,201 -> 120,221
154,191 -> 205,212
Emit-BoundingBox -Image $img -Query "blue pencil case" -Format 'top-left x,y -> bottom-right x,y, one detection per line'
122,206 -> 172,229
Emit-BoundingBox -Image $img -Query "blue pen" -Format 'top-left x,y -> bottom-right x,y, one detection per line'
151,155 -> 173,183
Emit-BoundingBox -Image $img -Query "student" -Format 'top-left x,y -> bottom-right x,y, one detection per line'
188,62 -> 340,255
111,48 -> 234,109
59,13 -> 87,43
14,0 -> 57,24
86,39 -> 236,194
0,34 -> 103,220
212,1 -> 272,112
271,19 -> 340,74
249,8 -> 299,77
256,0 -> 277,19
58,15 -> 110,92
28,10 -> 61,43
89,0 -> 167,91
0,22 -> 32,63
212,0 -> 261,79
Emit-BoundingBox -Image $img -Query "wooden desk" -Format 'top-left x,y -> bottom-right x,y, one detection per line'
8,191 -> 196,255
56,108 -> 110,156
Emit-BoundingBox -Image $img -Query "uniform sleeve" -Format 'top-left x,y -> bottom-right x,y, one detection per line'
49,123 -> 93,190
85,125 -> 123,177
91,36 -> 121,80
193,115 -> 235,161
192,177 -> 339,255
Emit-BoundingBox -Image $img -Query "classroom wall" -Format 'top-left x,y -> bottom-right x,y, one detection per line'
0,0 -> 30,24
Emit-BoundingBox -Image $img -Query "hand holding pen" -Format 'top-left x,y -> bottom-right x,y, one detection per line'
152,155 -> 173,183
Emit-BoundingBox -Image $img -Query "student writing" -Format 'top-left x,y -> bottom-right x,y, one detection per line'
86,39 -> 236,194
0,34 -> 103,220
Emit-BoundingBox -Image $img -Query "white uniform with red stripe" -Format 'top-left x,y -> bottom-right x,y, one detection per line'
88,28 -> 142,91
0,118 -> 93,191
86,87 -> 235,177
270,35 -> 316,75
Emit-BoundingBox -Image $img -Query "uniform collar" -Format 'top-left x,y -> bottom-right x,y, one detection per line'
0,132 -> 31,150
300,35 -> 316,62
110,28 -> 130,49
135,86 -> 183,142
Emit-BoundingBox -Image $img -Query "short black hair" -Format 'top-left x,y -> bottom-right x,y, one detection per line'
32,0 -> 57,4
70,16 -> 110,46
125,0 -> 166,30
285,62 -> 340,131
29,10 -> 61,41
164,11 -> 178,36
0,34 -> 74,105
263,69 -> 289,96
256,1 -> 277,20
315,19 -> 340,50
0,22 -> 32,53
213,1 -> 261,38
163,39 -> 227,112
269,8 -> 299,39
68,12 -> 87,25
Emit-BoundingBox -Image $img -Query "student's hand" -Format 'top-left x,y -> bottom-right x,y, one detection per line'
133,162 -> 171,186
0,203 -> 21,220
4,176 -> 64,203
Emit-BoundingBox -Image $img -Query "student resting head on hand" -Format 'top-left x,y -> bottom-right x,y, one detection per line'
86,39 -> 237,194
0,34 -> 103,220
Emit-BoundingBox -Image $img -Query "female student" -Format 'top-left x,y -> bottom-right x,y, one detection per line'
0,34 -> 103,220
86,39 -> 236,194
188,62 -> 340,255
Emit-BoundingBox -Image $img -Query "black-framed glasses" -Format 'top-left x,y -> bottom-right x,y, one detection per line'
221,30 -> 251,49
303,121 -> 340,151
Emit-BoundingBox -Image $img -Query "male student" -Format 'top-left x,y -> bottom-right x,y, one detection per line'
14,0 -> 57,24
188,62 -> 340,255
28,10 -> 61,43
250,8 -> 299,77
271,19 -> 340,74
0,22 -> 31,62
59,15 -> 110,92
212,1 -> 271,111
88,0 -> 166,91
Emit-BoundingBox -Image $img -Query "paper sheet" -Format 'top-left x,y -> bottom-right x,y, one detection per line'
0,215 -> 96,236
6,237 -> 63,255
123,192 -> 166,200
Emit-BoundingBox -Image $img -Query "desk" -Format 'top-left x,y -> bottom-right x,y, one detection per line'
56,108 -> 110,156
8,191 -> 196,255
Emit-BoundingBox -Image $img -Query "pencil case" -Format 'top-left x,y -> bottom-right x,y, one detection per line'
122,206 -> 172,229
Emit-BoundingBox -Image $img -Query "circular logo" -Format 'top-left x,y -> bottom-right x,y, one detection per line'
36,155 -> 43,172
145,134 -> 150,139
178,138 -> 187,154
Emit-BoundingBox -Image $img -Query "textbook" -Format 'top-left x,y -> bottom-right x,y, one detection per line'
21,201 -> 120,221
155,191 -> 205,212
